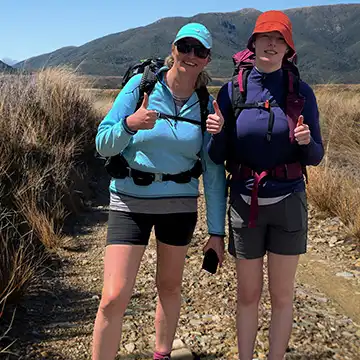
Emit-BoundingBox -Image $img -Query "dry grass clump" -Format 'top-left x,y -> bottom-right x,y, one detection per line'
307,86 -> 360,241
0,68 -> 99,313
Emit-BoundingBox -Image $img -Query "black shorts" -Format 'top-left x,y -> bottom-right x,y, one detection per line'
106,210 -> 198,246
228,192 -> 308,259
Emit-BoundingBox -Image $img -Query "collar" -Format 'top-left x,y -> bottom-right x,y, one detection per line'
250,67 -> 284,85
156,66 -> 170,83
155,66 -> 199,113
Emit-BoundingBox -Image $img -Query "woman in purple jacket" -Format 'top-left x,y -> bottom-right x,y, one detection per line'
207,10 -> 324,360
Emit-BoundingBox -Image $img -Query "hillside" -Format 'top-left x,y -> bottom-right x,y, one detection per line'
14,4 -> 360,84
0,60 -> 14,72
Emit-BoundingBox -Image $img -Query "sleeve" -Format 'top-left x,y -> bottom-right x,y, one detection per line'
207,82 -> 234,164
200,98 -> 227,236
95,74 -> 142,158
298,81 -> 325,166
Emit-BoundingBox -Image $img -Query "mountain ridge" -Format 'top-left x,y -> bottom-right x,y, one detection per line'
14,4 -> 360,84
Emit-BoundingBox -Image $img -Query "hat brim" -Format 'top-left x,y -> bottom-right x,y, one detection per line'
174,34 -> 212,49
247,22 -> 295,58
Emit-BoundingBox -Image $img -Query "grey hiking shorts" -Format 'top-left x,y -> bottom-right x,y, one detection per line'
228,191 -> 308,259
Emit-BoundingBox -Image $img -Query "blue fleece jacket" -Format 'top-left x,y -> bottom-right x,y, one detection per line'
207,67 -> 324,197
96,67 -> 226,236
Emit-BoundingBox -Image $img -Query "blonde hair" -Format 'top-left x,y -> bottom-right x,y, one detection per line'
164,55 -> 212,89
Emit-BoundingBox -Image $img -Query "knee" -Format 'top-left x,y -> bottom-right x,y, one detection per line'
156,277 -> 182,297
270,289 -> 294,309
98,287 -> 131,318
237,286 -> 262,306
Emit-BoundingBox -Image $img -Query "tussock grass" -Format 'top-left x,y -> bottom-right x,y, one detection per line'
0,68 -> 99,317
307,86 -> 360,241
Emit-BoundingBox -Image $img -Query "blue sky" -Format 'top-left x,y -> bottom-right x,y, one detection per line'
0,0 -> 357,63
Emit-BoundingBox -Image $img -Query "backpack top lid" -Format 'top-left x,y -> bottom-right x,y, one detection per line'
232,49 -> 299,76
231,49 -> 300,92
121,58 -> 165,88
232,49 -> 255,68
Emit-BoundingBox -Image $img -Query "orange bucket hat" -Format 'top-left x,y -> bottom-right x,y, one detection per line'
247,10 -> 295,58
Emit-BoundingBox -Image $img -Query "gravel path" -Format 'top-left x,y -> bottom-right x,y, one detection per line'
2,189 -> 360,360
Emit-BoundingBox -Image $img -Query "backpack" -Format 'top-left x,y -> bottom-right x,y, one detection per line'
229,49 -> 304,144
104,58 -> 210,179
121,58 -> 164,109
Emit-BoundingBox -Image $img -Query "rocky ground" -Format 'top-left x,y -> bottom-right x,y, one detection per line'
1,186 -> 360,360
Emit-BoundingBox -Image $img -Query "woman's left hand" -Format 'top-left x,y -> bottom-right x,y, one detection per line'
294,115 -> 311,145
206,100 -> 224,134
203,235 -> 225,267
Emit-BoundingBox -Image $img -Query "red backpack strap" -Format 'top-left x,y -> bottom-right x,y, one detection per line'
284,67 -> 308,183
230,50 -> 255,121
231,68 -> 252,119
285,69 -> 305,142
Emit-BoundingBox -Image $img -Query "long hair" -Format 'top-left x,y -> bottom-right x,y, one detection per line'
164,55 -> 212,89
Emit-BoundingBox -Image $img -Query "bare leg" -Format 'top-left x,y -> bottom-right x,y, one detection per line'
154,241 -> 189,354
267,253 -> 299,360
236,258 -> 264,360
92,244 -> 145,360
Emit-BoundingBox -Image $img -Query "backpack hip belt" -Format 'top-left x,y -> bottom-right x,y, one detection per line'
111,158 -> 203,186
230,162 -> 304,228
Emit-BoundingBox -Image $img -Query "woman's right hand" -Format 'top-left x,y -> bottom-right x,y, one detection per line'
203,235 -> 225,267
126,93 -> 158,131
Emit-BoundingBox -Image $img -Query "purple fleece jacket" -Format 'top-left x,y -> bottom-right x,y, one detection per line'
207,67 -> 324,197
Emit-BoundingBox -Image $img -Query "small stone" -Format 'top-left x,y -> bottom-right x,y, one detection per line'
172,338 -> 186,350
313,237 -> 327,243
124,342 -> 135,352
329,236 -> 338,245
189,319 -> 202,326
202,314 -> 214,322
354,258 -> 360,269
171,347 -> 194,360
92,295 -> 100,300
314,295 -> 328,303
336,271 -> 354,278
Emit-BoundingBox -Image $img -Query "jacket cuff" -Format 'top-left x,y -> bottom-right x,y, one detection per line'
122,116 -> 137,135
208,233 -> 226,238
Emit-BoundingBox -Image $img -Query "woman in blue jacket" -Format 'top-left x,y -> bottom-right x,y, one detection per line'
93,23 -> 226,360
207,11 -> 324,360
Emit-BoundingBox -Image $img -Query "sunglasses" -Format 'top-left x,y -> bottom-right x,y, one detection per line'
175,40 -> 210,59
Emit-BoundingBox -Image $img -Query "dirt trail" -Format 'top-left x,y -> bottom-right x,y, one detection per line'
298,251 -> 360,324
2,194 -> 360,360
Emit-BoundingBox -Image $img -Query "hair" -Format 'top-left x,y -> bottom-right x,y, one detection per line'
164,55 -> 212,89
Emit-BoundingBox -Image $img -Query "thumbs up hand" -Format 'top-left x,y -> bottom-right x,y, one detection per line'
126,93 -> 159,131
206,100 -> 224,134
294,115 -> 311,145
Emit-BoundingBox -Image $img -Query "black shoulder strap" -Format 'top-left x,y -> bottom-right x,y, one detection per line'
231,69 -> 251,120
135,74 -> 209,134
195,86 -> 210,134
135,65 -> 158,111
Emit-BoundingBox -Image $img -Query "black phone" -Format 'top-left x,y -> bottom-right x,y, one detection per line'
202,248 -> 219,274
